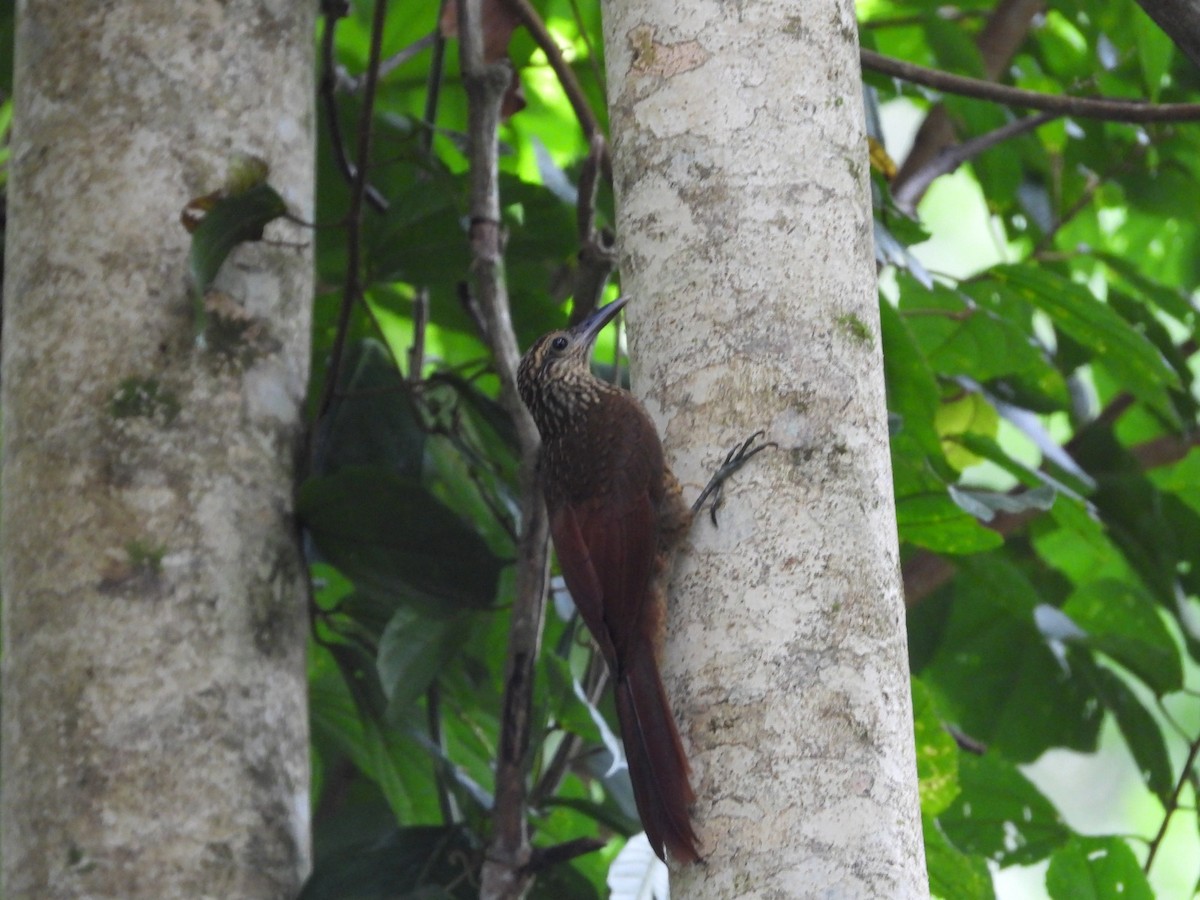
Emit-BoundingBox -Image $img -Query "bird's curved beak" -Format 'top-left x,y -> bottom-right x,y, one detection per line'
572,296 -> 628,347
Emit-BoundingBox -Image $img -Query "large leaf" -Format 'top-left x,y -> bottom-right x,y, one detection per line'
988,266 -> 1181,421
1070,652 -> 1173,805
1061,579 -> 1182,695
938,753 -> 1070,866
377,608 -> 466,722
298,467 -> 503,615
313,339 -> 426,479
299,826 -> 478,900
1045,836 -> 1153,900
924,815 -> 996,900
913,678 -> 960,817
921,556 -> 1103,761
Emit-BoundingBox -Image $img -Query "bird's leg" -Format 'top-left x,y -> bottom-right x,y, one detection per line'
691,431 -> 777,526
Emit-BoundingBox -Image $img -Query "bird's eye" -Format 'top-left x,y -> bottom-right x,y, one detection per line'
550,336 -> 569,352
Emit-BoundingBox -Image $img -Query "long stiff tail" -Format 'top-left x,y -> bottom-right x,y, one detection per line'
614,649 -> 700,863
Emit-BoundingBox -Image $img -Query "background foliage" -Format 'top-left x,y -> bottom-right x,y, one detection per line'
2,0 -> 1199,896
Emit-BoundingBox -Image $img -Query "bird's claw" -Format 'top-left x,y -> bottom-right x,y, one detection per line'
692,431 -> 777,526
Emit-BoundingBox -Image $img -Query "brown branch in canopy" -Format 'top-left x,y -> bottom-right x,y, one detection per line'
862,48 -> 1200,123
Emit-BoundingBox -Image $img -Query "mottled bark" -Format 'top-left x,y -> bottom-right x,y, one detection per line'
2,2 -> 315,897
602,0 -> 928,896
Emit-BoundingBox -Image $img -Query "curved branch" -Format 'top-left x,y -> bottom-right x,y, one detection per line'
891,111 -> 1058,213
1145,726 -> 1200,874
499,0 -> 603,143
457,2 -> 553,898
312,0 -> 391,442
861,48 -> 1200,123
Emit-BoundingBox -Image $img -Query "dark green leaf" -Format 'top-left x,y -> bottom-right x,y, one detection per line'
989,266 -> 1181,421
314,339 -> 426,479
924,815 -> 996,900
188,180 -> 287,299
377,609 -> 465,721
1045,836 -> 1153,900
921,556 -> 1103,760
299,826 -> 478,900
1071,653 -> 1174,805
1061,579 -> 1182,695
938,753 -> 1070,866
298,467 -> 503,615
880,298 -> 952,473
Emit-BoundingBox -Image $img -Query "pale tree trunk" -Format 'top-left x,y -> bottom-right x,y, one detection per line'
2,2 -> 314,898
602,1 -> 928,896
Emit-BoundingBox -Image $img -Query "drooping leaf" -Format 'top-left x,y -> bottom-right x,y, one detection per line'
938,753 -> 1070,866
989,266 -> 1181,422
913,678 -> 960,817
1070,652 -> 1174,805
298,467 -> 503,615
921,556 -> 1103,761
1061,579 -> 1182,696
187,180 -> 287,300
299,825 -> 479,900
377,608 -> 466,722
924,815 -> 996,900
1045,835 -> 1153,900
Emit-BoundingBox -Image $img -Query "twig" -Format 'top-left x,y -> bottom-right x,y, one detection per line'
566,0 -> 606,96
312,0 -> 391,447
318,3 -> 389,213
890,0 -> 1044,204
523,837 -> 608,873
409,289 -> 429,385
569,134 -> 617,325
427,683 -> 462,825
861,48 -> 1200,123
313,0 -> 391,438
1144,727 -> 1200,874
456,1 -> 553,897
1033,146 -> 1144,255
892,111 -> 1058,213
499,0 -> 603,144
378,32 -> 438,84
422,29 -> 448,157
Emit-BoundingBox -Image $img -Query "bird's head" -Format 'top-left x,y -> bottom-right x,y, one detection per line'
517,296 -> 627,434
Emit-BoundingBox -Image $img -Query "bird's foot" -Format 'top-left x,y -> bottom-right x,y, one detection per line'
691,431 -> 777,526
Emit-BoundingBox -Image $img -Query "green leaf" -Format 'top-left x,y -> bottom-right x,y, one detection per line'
924,815 -> 996,900
298,467 -> 503,615
913,678 -> 960,817
298,826 -> 478,900
880,298 -> 951,473
895,489 -> 1004,554
921,556 -> 1104,761
188,180 -> 287,300
938,753 -> 1070,866
377,609 -> 464,722
1132,8 -> 1174,102
1061,579 -> 1182,695
1045,836 -> 1153,900
988,266 -> 1181,421
898,275 -> 1060,388
1072,653 -> 1173,805
314,339 -> 426,479
368,176 -> 471,291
